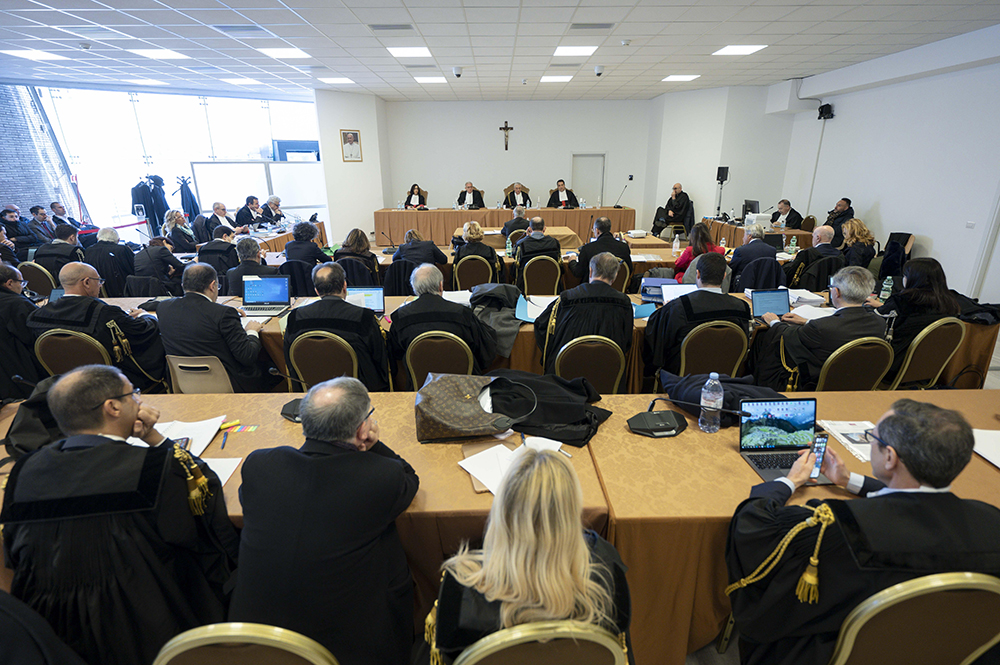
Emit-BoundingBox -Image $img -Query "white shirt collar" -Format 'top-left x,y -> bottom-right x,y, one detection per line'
868,484 -> 952,497
699,286 -> 723,293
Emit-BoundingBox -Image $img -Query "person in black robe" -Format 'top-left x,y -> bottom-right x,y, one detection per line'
824,197 -> 854,247
840,218 -> 876,269
0,265 -> 45,401
392,229 -> 448,265
513,217 -> 562,291
83,228 -> 135,298
205,202 -> 247,236
782,225 -> 840,283
534,252 -> 633,374
545,179 -> 579,208
567,216 -> 632,283
0,365 -> 240,665
403,183 -> 426,208
260,195 -> 285,224
457,182 -> 485,209
501,206 -> 530,238
503,182 -> 531,209
726,399 -> 1000,665
283,263 -> 390,392
651,183 -> 690,236
770,199 -> 803,229
134,237 -> 185,295
227,237 -> 278,298
197,226 -> 239,294
285,221 -> 332,265
32,224 -> 85,286
387,264 -> 498,385
644,253 -> 750,375
26,262 -> 166,391
333,228 -> 380,280
0,590 -> 88,665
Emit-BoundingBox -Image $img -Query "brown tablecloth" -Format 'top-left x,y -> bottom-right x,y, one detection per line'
252,223 -> 329,253
706,218 -> 812,250
375,208 -> 635,246
624,235 -> 672,250
452,226 -> 582,252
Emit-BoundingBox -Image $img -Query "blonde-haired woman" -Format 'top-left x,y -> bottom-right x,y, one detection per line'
429,449 -> 631,663
453,220 -> 501,284
841,218 -> 876,268
164,209 -> 196,253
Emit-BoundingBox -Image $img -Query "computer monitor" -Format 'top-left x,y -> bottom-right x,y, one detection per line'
743,200 -> 760,219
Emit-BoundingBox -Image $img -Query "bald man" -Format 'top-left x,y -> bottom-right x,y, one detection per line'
781,225 -> 842,284
26,262 -> 166,390
665,182 -> 691,233
205,201 -> 248,237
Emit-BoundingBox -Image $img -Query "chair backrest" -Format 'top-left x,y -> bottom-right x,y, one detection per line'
34,329 -> 112,376
452,620 -> 626,665
405,331 -> 474,390
455,254 -> 493,290
336,257 -> 378,287
383,259 -> 417,297
800,215 -> 817,232
153,622 -> 340,665
553,335 -> 626,394
279,260 -> 315,297
826,572 -> 1000,665
548,188 -> 574,196
796,255 -> 845,292
886,232 -> 915,259
679,320 -> 748,377
736,257 -> 785,291
288,332 -> 358,389
522,255 -> 561,296
165,355 -> 234,394
815,337 -> 894,391
508,229 -> 527,245
124,275 -> 170,297
682,253 -> 732,292
610,261 -> 630,293
886,316 -> 966,390
503,183 -> 530,196
191,215 -> 211,244
18,261 -> 56,297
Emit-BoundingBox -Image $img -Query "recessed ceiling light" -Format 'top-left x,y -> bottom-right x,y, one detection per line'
388,47 -> 431,58
0,50 -> 69,61
319,77 -> 354,84
221,77 -> 259,85
554,46 -> 597,57
662,75 -> 700,82
257,47 -> 310,59
414,76 -> 446,83
712,45 -> 767,56
128,49 -> 190,60
540,75 -> 573,83
122,78 -> 169,86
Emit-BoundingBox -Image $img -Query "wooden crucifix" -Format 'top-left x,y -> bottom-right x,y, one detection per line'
499,120 -> 514,150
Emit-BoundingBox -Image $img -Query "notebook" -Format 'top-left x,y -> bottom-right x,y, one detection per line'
346,286 -> 385,314
739,398 -> 831,483
750,289 -> 791,323
242,275 -> 291,316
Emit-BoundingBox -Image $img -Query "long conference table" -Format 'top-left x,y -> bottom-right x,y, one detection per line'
4,390 -> 998,664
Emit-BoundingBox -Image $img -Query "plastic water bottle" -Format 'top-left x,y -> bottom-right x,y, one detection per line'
729,208 -> 736,221
880,276 -> 893,301
453,201 -> 458,210
720,236 -> 726,248
789,236 -> 798,253
397,200 -> 403,210
505,234 -> 512,257
672,234 -> 681,256
699,372 -> 723,434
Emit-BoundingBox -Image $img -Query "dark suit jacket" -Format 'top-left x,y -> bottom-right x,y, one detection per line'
0,288 -> 44,399
457,190 -> 485,209
503,191 -> 531,209
28,220 -> 56,242
782,243 -> 841,281
4,218 -> 42,259
229,439 -> 418,665
644,289 -> 750,374
85,241 -> 135,298
501,216 -> 529,237
776,306 -> 887,384
32,242 -> 85,285
843,242 -> 875,268
392,240 -> 447,266
168,226 -> 197,253
197,239 -> 240,281
825,206 -> 854,247
546,189 -> 579,208
235,205 -> 261,228
157,292 -> 265,392
770,208 -> 803,229
568,232 -> 632,282
260,205 -> 285,224
729,239 -> 778,280
285,240 -> 331,265
226,261 -> 279,298
134,245 -> 185,295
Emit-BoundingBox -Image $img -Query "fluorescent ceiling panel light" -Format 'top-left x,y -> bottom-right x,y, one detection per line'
540,75 -> 573,82
319,77 -> 354,84
388,47 -> 431,58
662,75 -> 700,82
128,49 -> 190,60
553,46 -> 597,57
0,50 -> 69,61
257,47 -> 310,59
221,77 -> 259,84
123,78 -> 169,86
414,76 -> 446,83
712,45 -> 767,56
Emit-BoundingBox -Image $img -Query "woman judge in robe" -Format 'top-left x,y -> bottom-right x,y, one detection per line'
404,184 -> 426,209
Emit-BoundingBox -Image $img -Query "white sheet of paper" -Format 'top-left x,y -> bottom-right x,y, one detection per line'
817,420 -> 875,461
791,305 -> 835,321
788,289 -> 825,305
378,255 -> 391,264
524,295 -> 558,319
458,444 -> 517,495
442,290 -> 473,307
524,436 -> 563,453
242,316 -> 270,329
776,252 -> 794,261
201,458 -> 242,486
155,416 -> 227,458
660,284 -> 699,302
345,293 -> 366,308
293,297 -> 319,309
484,229 -> 501,235
973,429 -> 1000,470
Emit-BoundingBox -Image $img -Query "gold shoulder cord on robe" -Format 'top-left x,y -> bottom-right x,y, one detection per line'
541,297 -> 562,371
172,444 -> 212,516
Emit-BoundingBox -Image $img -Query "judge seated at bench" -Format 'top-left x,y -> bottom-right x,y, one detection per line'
503,182 -> 531,209
457,182 -> 484,210
546,179 -> 579,209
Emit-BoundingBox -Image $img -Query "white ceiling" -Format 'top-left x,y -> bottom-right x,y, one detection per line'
0,0 -> 998,102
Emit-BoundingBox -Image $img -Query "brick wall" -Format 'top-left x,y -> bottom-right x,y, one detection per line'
0,85 -> 81,219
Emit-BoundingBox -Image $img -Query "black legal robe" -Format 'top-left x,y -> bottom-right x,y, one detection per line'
0,287 -> 45,400
134,245 -> 184,295
84,241 -> 135,298
644,289 -> 750,375
457,189 -> 485,209
567,232 -> 633,282
546,189 -> 579,208
503,190 -> 531,209
534,281 -> 633,374
32,241 -> 85,285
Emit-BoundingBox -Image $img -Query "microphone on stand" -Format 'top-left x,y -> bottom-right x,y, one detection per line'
613,183 -> 628,209
761,205 -> 775,214
269,367 -> 309,421
381,230 -> 396,255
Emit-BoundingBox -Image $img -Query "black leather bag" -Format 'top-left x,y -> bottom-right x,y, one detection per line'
2,375 -> 63,462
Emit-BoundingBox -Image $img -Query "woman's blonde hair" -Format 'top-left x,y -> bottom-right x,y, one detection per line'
843,218 -> 874,246
442,449 -> 613,629
404,228 -> 424,243
342,228 -> 370,254
462,221 -> 484,243
164,209 -> 186,230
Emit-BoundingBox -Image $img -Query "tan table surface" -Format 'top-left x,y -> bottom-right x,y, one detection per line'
706,218 -> 813,250
452,226 -> 583,252
250,223 -> 328,254
588,389 -> 1000,665
624,235 -> 672,250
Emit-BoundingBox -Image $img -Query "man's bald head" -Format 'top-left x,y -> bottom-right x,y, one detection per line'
814,225 -> 835,245
299,377 -> 371,445
672,183 -> 683,194
60,262 -> 101,296
530,216 -> 545,232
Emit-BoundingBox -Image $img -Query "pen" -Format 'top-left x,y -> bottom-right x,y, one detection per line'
559,449 -> 572,458
221,432 -> 228,450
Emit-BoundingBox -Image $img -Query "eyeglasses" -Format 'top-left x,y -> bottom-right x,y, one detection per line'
84,276 -> 106,285
90,387 -> 141,410
359,406 -> 375,428
863,428 -> 891,449
17,280 -> 28,287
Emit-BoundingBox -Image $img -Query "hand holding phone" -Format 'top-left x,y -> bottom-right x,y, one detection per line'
810,434 -> 829,479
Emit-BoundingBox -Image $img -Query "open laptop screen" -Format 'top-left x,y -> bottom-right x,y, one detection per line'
751,289 -> 790,317
346,286 -> 385,313
243,275 -> 290,305
739,399 -> 816,450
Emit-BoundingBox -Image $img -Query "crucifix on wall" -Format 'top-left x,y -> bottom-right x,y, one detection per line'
499,121 -> 514,150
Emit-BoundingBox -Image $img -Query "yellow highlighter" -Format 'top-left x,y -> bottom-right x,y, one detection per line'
220,420 -> 240,430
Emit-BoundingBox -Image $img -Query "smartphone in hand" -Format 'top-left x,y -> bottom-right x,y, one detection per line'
810,434 -> 829,479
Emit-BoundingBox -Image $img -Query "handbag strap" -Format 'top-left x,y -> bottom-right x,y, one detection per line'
486,378 -> 538,430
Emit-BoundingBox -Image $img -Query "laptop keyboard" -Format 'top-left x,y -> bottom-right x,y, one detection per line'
749,452 -> 800,469
243,305 -> 286,313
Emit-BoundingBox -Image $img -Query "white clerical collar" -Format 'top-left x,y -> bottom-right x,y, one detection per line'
868,484 -> 952,497
99,433 -> 129,442
699,286 -> 723,293
559,190 -> 568,200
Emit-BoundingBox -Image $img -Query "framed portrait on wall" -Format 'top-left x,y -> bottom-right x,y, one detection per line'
341,130 -> 362,162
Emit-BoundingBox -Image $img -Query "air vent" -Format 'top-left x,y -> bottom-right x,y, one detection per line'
57,26 -> 128,39
212,25 -> 276,38
570,23 -> 615,30
404,64 -> 436,69
368,24 -> 414,31
549,63 -> 582,67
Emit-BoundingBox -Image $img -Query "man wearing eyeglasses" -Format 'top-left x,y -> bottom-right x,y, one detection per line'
230,377 -> 419,665
26,262 -> 166,391
0,263 -> 45,399
726,399 -> 1000,665
0,365 -> 240,665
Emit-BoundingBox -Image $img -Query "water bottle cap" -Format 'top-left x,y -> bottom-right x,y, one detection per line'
709,372 -> 719,379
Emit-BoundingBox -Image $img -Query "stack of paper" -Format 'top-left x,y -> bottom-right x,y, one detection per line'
973,429 -> 1000,470
817,420 -> 875,461
791,305 -> 835,321
128,415 -> 227,457
442,290 -> 473,307
630,254 -> 662,262
776,252 -> 794,261
788,289 -> 826,306
292,297 -> 319,309
459,438 -> 566,494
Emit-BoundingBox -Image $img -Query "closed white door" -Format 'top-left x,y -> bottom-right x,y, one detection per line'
571,153 -> 605,207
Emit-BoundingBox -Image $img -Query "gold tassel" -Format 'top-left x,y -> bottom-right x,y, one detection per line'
425,601 -> 444,665
173,444 -> 212,516
779,337 -> 800,392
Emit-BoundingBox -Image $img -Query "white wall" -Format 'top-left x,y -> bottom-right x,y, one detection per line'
382,100 -> 652,221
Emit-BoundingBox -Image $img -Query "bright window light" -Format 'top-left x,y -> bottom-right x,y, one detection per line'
414,76 -> 447,83
319,77 -> 354,84
122,78 -> 169,86
553,46 -> 598,57
540,75 -> 573,83
662,75 -> 700,82
257,47 -> 310,59
128,49 -> 190,60
712,45 -> 767,56
0,50 -> 68,61
388,47 -> 432,58
221,78 -> 259,85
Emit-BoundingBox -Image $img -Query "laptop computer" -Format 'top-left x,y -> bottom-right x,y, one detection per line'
762,234 -> 784,250
346,286 -> 385,314
242,275 -> 291,316
739,398 -> 831,483
750,289 -> 790,323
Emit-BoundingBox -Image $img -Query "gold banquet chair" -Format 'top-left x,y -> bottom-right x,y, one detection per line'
883,316 -> 966,390
405,331 -> 474,390
554,335 -> 626,394
152,622 -> 340,665
508,229 -> 527,245
288,331 -> 358,390
165,355 -> 234,394
18,261 -> 57,298
678,321 -> 748,377
453,620 -> 626,665
610,261 -> 630,293
454,254 -> 494,290
35,329 -> 112,376
522,255 -> 561,296
826,572 -> 1000,665
814,337 -> 893,391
